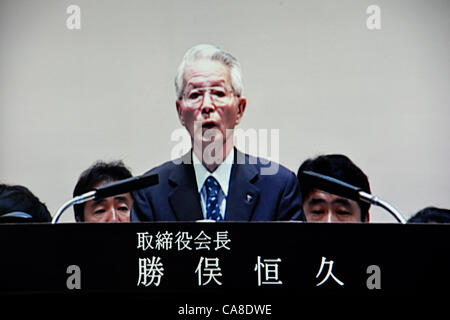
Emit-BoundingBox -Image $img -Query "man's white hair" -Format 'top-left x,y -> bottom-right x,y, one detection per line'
174,44 -> 244,100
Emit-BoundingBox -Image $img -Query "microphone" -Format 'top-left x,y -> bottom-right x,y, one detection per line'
51,173 -> 159,224
300,170 -> 407,224
0,211 -> 33,222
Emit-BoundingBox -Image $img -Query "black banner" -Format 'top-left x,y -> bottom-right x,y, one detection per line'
0,222 -> 448,313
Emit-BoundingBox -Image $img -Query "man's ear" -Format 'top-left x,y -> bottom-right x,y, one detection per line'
176,100 -> 184,126
235,96 -> 247,125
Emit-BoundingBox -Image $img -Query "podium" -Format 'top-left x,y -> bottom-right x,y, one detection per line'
1,222 -> 449,310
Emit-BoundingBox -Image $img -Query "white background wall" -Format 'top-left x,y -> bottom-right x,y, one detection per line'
1,0 -> 449,222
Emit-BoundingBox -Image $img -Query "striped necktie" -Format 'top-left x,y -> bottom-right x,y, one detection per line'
204,176 -> 223,221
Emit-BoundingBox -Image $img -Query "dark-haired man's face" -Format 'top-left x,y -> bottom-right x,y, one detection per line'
303,189 -> 367,223
82,181 -> 133,223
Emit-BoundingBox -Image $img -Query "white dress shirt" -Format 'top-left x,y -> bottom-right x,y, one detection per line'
192,148 -> 234,220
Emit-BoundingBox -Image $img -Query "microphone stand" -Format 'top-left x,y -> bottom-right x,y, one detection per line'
301,171 -> 407,224
359,191 -> 406,224
51,173 -> 158,224
51,191 -> 96,224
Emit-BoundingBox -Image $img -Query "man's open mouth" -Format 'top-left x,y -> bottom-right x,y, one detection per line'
202,121 -> 217,129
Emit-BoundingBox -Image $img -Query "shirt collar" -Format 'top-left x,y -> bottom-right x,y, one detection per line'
192,148 -> 234,196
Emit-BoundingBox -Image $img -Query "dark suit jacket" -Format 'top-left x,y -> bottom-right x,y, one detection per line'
131,149 -> 304,221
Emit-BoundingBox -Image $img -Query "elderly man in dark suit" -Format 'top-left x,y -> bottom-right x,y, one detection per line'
132,44 -> 303,222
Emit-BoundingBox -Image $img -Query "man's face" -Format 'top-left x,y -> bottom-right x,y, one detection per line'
176,59 -> 246,151
303,189 -> 367,223
82,181 -> 133,223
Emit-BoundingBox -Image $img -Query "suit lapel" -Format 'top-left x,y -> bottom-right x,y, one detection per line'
225,150 -> 260,221
168,152 -> 203,221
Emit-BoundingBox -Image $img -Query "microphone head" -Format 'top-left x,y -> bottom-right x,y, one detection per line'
299,170 -> 362,202
94,173 -> 159,200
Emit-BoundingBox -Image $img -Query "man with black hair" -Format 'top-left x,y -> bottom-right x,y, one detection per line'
0,184 -> 52,222
73,160 -> 133,222
408,206 -> 450,223
297,154 -> 371,223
